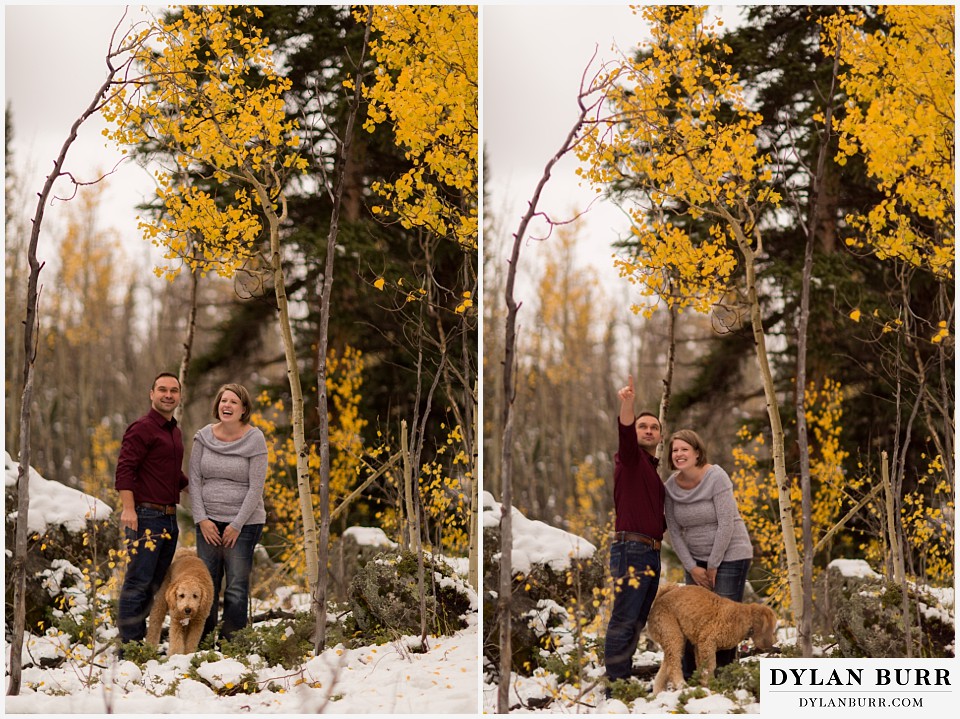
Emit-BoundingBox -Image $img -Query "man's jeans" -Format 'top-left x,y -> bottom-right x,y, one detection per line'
604,541 -> 661,681
117,506 -> 180,643
681,557 -> 752,678
197,521 -> 263,642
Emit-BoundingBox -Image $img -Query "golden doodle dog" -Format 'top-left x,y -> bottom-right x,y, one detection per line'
145,547 -> 214,655
647,583 -> 778,695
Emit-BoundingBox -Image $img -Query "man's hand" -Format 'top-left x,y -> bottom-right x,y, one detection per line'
120,506 -> 138,533
618,375 -> 636,426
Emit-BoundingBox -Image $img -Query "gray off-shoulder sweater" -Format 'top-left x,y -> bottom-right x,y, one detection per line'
190,424 -> 268,530
664,464 -> 753,571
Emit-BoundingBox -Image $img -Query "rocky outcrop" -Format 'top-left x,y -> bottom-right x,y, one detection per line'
823,559 -> 954,658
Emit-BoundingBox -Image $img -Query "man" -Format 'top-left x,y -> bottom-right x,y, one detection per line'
604,374 -> 666,690
115,372 -> 189,650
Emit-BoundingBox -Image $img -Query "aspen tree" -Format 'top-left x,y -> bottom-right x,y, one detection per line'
359,5 -> 479,589
577,6 -> 804,622
823,6 -> 954,282
101,6 -> 325,606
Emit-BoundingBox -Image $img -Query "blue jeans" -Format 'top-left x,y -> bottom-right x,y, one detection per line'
118,506 -> 180,643
197,521 -> 263,642
682,557 -> 752,678
604,541 -> 661,681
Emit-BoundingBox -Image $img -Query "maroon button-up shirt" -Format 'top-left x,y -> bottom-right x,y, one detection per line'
613,419 -> 666,539
115,408 -> 188,505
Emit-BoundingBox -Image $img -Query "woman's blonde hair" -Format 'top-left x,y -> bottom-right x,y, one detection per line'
667,429 -> 708,470
213,383 -> 253,424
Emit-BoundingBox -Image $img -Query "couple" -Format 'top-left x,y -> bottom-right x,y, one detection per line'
114,373 -> 267,652
605,375 -> 753,685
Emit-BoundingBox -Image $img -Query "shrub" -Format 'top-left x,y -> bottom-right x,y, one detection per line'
348,550 -> 471,642
220,613 -> 315,669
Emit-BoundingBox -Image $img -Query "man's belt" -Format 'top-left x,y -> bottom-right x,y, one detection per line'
612,531 -> 662,550
136,502 -> 177,515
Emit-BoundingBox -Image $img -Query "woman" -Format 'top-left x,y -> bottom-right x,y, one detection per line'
190,383 -> 267,644
664,429 -> 753,678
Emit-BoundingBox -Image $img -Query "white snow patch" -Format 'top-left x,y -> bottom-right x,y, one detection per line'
482,491 -> 595,574
343,525 -> 397,547
828,558 -> 881,579
5,451 -> 112,534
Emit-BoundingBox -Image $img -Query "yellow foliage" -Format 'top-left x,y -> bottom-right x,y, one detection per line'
81,422 -> 121,504
255,346 -> 366,577
900,454 -> 954,586
822,6 -> 954,280
101,5 -> 307,280
577,6 -> 778,317
732,378 -> 853,607
359,5 -> 478,250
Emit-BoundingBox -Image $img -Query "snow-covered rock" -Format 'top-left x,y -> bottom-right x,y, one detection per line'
5,451 -> 112,534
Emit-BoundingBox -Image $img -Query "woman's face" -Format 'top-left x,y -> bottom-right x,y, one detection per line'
671,439 -> 698,470
218,390 -> 245,423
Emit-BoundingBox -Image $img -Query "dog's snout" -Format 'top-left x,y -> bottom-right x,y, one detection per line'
184,607 -> 192,615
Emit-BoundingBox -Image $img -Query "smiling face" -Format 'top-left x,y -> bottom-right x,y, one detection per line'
670,439 -> 699,471
217,389 -> 245,424
150,376 -> 182,419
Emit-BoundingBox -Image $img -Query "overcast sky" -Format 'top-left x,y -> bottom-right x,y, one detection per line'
5,4 -> 159,267
5,4 -> 736,301
483,4 -> 643,293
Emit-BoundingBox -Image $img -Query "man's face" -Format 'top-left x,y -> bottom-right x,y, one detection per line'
634,416 -> 661,450
151,377 -> 182,418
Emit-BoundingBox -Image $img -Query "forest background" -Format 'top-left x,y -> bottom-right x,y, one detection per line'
6,4 -> 478,602
483,4 -> 953,621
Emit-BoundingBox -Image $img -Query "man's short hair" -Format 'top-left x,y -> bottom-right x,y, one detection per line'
634,411 -> 661,430
152,372 -> 181,390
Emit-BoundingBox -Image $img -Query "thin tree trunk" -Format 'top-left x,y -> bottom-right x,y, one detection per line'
656,301 -> 677,464
497,62 -> 605,712
402,420 -> 416,549
882,451 -> 913,657
311,10 -> 372,654
175,265 -> 200,422
7,47 -> 124,693
466,385 -> 479,589
730,224 -> 803,626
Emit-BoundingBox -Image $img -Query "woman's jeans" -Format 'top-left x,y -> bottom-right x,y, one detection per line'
604,541 -> 661,681
118,506 -> 180,643
196,521 -> 263,642
682,557 -> 752,678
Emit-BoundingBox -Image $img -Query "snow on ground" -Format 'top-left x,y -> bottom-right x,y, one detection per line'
482,491 -> 595,574
5,454 -> 480,713
6,619 -> 480,714
5,451 -> 112,536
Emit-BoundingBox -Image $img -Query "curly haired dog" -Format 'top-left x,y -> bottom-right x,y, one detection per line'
145,547 -> 214,655
647,583 -> 778,695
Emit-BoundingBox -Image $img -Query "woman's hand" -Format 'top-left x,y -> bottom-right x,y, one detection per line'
705,567 -> 717,588
199,519 -> 222,546
222,525 -> 241,548
690,566 -> 714,589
